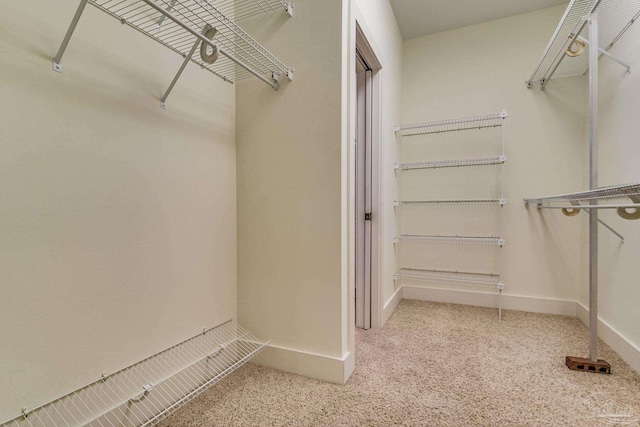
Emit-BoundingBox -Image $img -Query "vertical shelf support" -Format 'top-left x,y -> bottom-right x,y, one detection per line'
52,0 -> 89,72
587,14 -> 599,364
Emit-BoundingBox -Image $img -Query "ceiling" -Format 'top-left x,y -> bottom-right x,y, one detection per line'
389,0 -> 569,40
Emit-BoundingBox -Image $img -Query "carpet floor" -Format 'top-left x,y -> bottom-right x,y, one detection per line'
160,300 -> 640,426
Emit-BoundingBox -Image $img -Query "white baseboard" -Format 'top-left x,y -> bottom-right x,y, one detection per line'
381,286 -> 403,326
251,344 -> 352,384
401,285 -> 577,316
576,303 -> 640,374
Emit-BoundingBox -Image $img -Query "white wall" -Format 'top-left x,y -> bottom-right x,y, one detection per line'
350,0 -> 404,326
400,6 -> 588,312
581,16 -> 640,362
235,0 -> 349,383
0,2 -> 236,421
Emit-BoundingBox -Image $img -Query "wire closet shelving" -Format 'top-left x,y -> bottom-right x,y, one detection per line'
527,0 -> 640,89
394,111 -> 508,320
53,0 -> 294,106
0,321 -> 269,427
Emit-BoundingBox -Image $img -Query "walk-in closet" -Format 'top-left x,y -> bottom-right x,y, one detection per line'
2,0 -> 639,425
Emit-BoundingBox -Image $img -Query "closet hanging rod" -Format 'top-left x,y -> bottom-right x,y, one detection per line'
53,0 -> 294,93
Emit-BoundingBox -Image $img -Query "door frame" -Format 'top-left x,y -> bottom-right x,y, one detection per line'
354,22 -> 382,329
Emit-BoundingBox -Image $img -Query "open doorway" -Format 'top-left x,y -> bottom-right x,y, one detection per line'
354,27 -> 381,330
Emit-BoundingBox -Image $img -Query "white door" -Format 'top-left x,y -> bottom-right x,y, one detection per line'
355,51 -> 372,330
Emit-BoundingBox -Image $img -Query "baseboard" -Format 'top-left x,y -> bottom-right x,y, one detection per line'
381,286 -> 403,326
251,344 -> 352,384
401,285 -> 577,316
576,303 -> 640,374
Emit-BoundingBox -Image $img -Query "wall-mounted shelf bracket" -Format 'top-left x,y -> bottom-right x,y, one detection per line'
52,0 -> 89,73
577,36 -> 631,74
285,2 -> 294,17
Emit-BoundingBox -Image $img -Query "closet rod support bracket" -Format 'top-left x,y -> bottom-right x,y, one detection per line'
285,3 -> 294,17
52,0 -> 90,73
577,36 -> 631,74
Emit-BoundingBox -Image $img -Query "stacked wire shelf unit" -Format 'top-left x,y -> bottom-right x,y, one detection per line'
0,321 -> 269,427
394,111 -> 508,320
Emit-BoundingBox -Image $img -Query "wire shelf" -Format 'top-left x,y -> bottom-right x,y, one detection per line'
395,199 -> 506,207
1,321 -> 269,427
394,235 -> 504,246
524,182 -> 640,204
527,0 -> 640,88
87,0 -> 293,85
395,268 -> 503,289
395,111 -> 508,137
395,156 -> 506,171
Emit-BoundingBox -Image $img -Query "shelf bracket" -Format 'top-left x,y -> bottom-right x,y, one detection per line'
593,215 -> 625,243
577,36 -> 631,74
52,0 -> 89,73
161,25 -> 218,109
161,38 -> 202,109
156,0 -> 178,30
285,2 -> 295,17
272,71 -> 281,91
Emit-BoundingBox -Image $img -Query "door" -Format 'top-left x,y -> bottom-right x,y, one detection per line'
355,49 -> 373,330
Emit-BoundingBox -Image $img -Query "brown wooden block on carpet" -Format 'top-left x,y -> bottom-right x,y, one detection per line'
566,356 -> 611,374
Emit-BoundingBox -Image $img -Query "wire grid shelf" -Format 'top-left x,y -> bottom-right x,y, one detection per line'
89,0 -> 292,84
395,111 -> 508,137
201,0 -> 291,22
525,182 -> 640,204
527,0 -> 640,87
395,156 -> 506,171
395,268 -> 503,289
394,235 -> 504,246
1,321 -> 269,427
395,199 -> 506,207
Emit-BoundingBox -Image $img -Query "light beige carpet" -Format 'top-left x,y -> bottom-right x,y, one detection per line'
161,300 -> 640,426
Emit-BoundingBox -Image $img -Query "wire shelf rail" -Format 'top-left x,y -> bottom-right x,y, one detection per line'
524,182 -> 640,224
527,0 -> 640,89
395,156 -> 506,171
524,182 -> 640,204
394,235 -> 505,246
53,0 -> 294,101
394,111 -> 508,136
395,199 -> 506,207
394,268 -> 503,289
0,321 -> 269,427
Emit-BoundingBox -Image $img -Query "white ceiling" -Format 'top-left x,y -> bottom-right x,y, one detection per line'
389,0 -> 569,40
